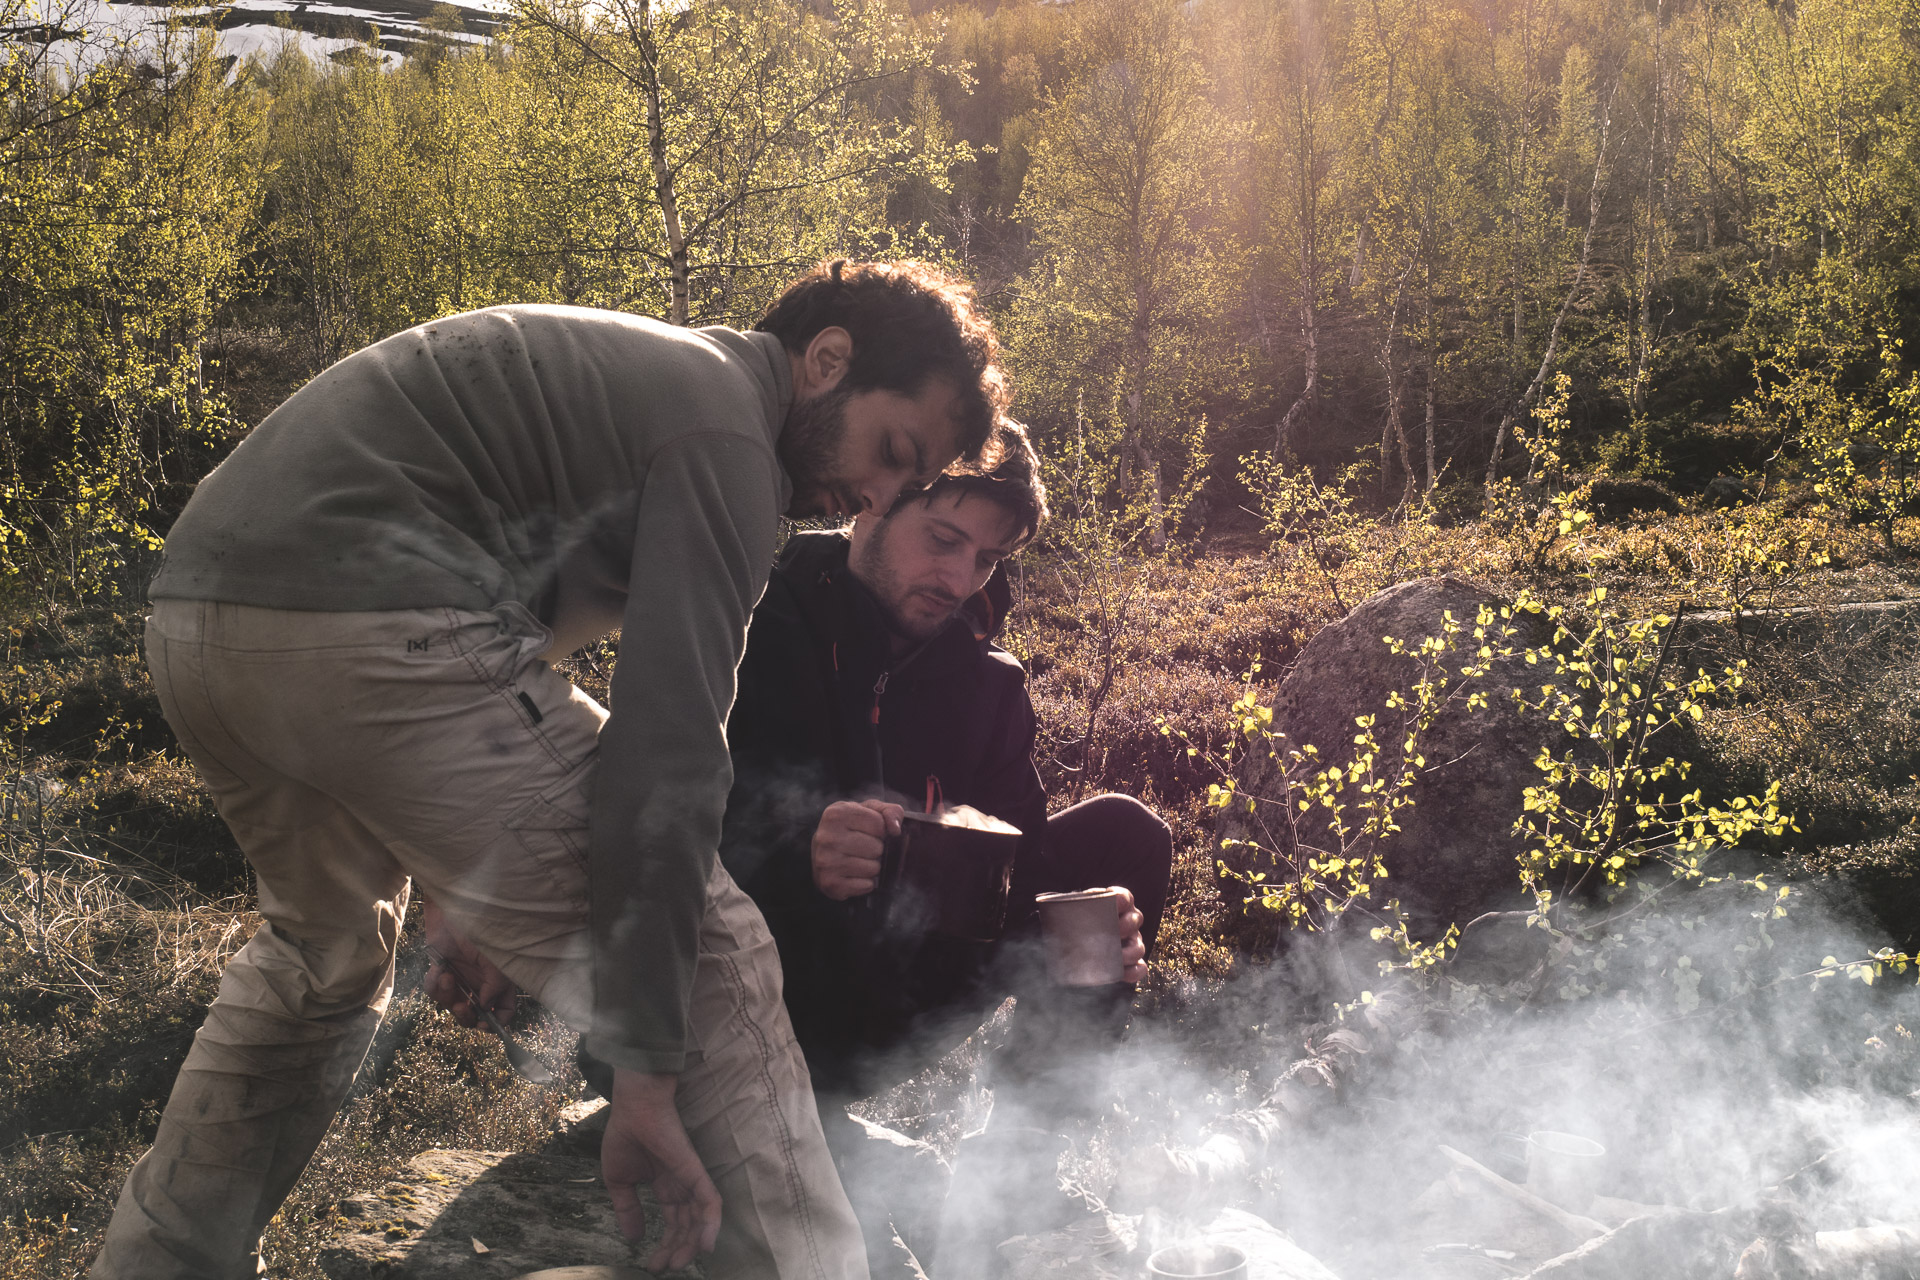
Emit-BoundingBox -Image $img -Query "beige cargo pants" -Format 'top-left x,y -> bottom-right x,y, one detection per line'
92,599 -> 867,1280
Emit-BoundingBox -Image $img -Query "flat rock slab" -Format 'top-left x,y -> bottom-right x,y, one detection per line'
318,1146 -> 686,1280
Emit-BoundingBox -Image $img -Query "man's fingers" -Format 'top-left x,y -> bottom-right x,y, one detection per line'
858,797 -> 905,836
697,1185 -> 722,1254
823,799 -> 889,840
423,966 -> 479,1027
641,1165 -> 723,1270
608,1181 -> 648,1244
477,971 -> 517,1021
645,1208 -> 690,1272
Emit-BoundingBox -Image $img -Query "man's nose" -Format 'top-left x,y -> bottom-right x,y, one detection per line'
934,552 -> 974,597
862,471 -> 915,517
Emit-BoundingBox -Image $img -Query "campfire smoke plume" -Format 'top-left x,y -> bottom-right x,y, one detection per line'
936,875 -> 1920,1280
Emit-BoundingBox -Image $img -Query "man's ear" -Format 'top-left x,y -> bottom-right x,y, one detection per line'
797,326 -> 853,397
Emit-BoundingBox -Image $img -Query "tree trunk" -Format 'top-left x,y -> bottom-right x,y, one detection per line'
1484,75 -> 1619,497
1380,255 -> 1418,507
1423,344 -> 1437,496
627,0 -> 690,324
1275,314 -> 1318,456
1630,0 -> 1664,419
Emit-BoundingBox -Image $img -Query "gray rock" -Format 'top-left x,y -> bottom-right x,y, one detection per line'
1216,577 -> 1555,940
1703,476 -> 1752,508
317,1147 -> 675,1280
1585,477 -> 1680,520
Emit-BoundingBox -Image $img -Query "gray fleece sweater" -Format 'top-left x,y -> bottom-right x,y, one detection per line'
151,304 -> 793,1073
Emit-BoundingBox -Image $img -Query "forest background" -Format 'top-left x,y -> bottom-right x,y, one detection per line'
3,0 -> 1920,1272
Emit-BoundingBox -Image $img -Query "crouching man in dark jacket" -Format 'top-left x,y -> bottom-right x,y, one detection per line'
716,424 -> 1174,1275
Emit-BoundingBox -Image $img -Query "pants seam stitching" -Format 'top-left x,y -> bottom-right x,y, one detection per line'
718,947 -> 826,1279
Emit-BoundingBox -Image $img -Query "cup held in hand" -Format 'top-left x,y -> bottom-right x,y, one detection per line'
876,806 -> 1021,941
1035,888 -> 1127,986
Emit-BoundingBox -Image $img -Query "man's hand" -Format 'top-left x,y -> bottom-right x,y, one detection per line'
421,897 -> 517,1028
603,1068 -> 723,1270
1110,885 -> 1149,985
811,798 -> 903,900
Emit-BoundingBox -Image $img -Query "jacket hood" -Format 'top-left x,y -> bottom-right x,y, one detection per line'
774,529 -> 1014,646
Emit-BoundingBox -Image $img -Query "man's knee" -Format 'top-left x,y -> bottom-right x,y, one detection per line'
1046,792 -> 1172,886
214,920 -> 402,1025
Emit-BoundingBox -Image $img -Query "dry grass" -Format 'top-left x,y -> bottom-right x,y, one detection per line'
0,847 -> 581,1280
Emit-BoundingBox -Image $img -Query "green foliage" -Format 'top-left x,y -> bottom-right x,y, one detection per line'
1800,337 -> 1920,551
1005,0 -> 1244,548
1506,587 -> 1795,916
1484,374 -> 1597,569
1192,603 -> 1528,964
1,23 -> 261,606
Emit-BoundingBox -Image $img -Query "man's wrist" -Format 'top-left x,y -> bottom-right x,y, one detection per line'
581,1032 -> 689,1077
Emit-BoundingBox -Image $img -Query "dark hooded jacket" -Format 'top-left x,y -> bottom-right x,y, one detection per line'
718,530 -> 1050,1095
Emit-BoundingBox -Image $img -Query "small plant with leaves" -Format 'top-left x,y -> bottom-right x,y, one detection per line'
1237,452 -> 1375,614
1505,586 -> 1796,921
1683,505 -> 1832,625
1237,451 -> 1452,617
1803,336 -> 1920,553
1485,373 -> 1596,569
1016,398 -> 1209,799
1173,602 -> 1532,968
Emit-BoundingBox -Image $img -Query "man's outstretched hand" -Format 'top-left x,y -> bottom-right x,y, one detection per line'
421,897 -> 517,1028
603,1068 -> 723,1271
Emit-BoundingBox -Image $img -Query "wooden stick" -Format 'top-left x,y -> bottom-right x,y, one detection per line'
1437,1145 -> 1610,1245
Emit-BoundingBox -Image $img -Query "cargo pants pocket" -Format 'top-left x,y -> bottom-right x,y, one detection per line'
502,769 -> 593,902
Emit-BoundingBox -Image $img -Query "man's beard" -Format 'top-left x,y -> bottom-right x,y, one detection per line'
778,386 -> 854,516
853,514 -> 961,644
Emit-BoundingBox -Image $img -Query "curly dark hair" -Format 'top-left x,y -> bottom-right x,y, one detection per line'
897,420 -> 1049,549
755,259 -> 1011,462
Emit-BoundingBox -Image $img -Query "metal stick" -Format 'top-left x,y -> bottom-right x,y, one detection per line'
425,946 -> 555,1085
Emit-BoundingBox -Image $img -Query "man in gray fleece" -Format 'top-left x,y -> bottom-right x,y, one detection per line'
93,260 -> 1010,1280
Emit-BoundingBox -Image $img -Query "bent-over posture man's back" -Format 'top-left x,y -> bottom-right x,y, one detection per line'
96,261 -> 1009,1280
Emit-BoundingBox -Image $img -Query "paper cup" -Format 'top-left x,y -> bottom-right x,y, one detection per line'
1524,1130 -> 1605,1212
1147,1242 -> 1249,1280
1035,888 -> 1126,986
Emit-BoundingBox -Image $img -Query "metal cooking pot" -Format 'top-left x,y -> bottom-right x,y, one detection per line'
875,805 -> 1022,941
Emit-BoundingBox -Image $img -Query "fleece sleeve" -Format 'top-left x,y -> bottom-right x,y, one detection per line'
581,432 -> 781,1074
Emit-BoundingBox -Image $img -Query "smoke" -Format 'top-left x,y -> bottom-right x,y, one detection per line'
832,868 -> 1919,1275
1067,872 -> 1920,1277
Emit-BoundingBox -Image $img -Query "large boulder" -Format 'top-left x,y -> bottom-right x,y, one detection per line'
1216,576 -> 1555,940
316,1102 -> 666,1280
